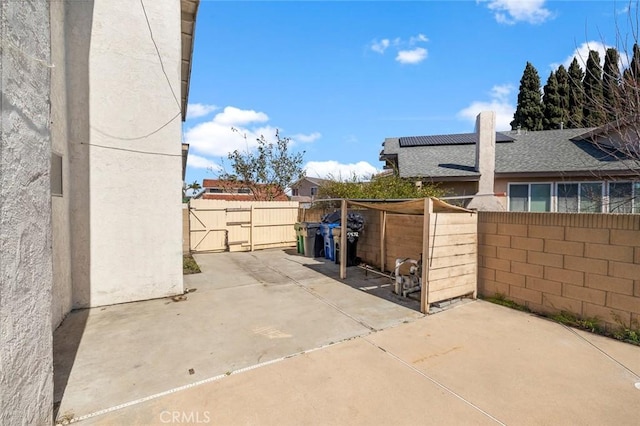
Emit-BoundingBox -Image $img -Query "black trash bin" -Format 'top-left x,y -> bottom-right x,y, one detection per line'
323,210 -> 365,266
333,227 -> 361,266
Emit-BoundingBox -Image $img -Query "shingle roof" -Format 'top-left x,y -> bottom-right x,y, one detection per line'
382,128 -> 639,179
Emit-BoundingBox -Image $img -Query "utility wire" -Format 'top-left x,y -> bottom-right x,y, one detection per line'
80,140 -> 182,157
91,111 -> 181,141
88,1 -> 183,145
139,0 -> 182,112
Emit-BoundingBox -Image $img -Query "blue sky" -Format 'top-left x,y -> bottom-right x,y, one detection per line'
184,0 -> 636,185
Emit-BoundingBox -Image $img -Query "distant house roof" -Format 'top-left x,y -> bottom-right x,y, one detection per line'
292,176 -> 329,187
199,179 -> 288,201
381,128 -> 640,180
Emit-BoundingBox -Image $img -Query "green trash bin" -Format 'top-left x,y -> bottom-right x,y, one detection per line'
294,222 -> 305,254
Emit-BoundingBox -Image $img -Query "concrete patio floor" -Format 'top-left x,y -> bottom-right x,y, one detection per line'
54,249 -> 640,425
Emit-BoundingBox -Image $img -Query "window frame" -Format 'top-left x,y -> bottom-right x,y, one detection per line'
607,181 -> 640,213
507,182 -> 553,212
555,181 -> 605,213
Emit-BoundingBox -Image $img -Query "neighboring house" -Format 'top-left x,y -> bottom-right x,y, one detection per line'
380,111 -> 640,213
290,176 -> 329,204
195,179 -> 289,201
1,1 -> 199,422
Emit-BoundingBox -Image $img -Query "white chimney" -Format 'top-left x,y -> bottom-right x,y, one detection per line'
467,111 -> 504,211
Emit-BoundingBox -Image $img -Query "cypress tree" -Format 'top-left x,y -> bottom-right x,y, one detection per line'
567,57 -> 585,128
629,43 -> 640,81
602,47 -> 621,122
511,62 -> 544,131
555,65 -> 570,127
583,50 -> 605,127
542,71 -> 563,129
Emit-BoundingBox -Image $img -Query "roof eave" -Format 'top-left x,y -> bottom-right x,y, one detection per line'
181,0 -> 199,122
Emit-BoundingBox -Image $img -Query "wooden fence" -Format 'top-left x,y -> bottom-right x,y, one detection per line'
189,200 -> 299,253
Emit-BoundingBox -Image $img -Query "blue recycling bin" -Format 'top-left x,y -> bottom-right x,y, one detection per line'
319,223 -> 340,261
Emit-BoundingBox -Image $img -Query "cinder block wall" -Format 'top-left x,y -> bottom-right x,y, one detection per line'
478,212 -> 640,329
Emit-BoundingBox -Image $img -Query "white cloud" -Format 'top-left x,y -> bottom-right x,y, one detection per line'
304,161 -> 379,180
187,153 -> 220,171
186,103 -> 218,120
213,106 -> 269,126
479,0 -> 552,25
409,34 -> 428,45
371,39 -> 390,54
292,132 -> 322,143
370,34 -> 429,65
185,106 -> 317,158
551,41 -> 628,71
396,47 -> 428,65
458,84 -> 515,131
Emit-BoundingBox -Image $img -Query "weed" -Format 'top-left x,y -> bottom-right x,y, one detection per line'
551,311 -> 602,333
483,293 -> 530,312
183,255 -> 201,274
612,316 -> 640,345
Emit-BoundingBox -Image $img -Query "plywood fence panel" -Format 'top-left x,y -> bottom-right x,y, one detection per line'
426,212 -> 478,305
190,200 -> 298,253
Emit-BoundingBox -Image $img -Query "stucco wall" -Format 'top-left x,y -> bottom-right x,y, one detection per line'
0,0 -> 54,423
50,0 -> 73,330
66,0 -> 184,307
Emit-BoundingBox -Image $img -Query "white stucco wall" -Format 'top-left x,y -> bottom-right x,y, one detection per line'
0,1 -> 54,423
50,0 -> 73,330
66,0 -> 184,307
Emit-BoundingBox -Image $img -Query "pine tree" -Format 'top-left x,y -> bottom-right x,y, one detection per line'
511,62 -> 544,131
583,50 -> 605,127
542,71 -> 564,129
555,65 -> 570,127
603,47 -> 621,122
567,57 -> 585,128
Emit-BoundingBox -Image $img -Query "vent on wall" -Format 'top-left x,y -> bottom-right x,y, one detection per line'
51,153 -> 63,196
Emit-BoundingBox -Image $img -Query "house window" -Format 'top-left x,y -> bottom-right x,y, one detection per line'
609,182 -> 640,213
292,188 -> 299,196
508,183 -> 551,212
237,188 -> 251,194
310,187 -> 318,196
557,182 -> 603,213
209,188 -> 223,193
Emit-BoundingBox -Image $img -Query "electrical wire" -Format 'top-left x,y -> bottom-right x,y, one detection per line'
85,1 -> 184,147
80,139 -> 182,157
90,111 -> 181,141
139,0 -> 181,112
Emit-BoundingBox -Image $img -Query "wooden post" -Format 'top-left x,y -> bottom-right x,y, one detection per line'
380,210 -> 386,272
420,198 -> 433,314
340,199 -> 347,279
250,205 -> 254,252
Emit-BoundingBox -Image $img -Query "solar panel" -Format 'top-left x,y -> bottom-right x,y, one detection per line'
399,132 -> 514,147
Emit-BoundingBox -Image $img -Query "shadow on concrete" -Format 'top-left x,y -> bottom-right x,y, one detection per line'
302,256 -> 421,313
53,309 -> 89,419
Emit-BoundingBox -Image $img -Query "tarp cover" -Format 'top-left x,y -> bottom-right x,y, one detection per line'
347,197 -> 473,215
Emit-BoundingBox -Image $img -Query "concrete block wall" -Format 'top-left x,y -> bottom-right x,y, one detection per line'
478,212 -> 640,329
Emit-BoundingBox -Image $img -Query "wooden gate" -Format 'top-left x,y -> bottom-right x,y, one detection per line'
189,199 -> 299,253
